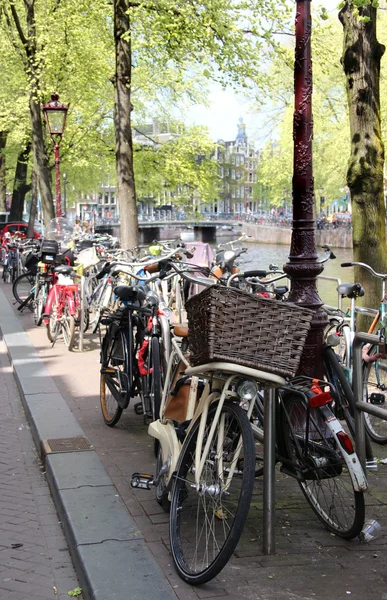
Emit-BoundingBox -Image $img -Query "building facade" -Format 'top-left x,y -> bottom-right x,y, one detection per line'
213,118 -> 261,216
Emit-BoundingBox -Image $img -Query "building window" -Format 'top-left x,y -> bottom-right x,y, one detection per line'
231,169 -> 235,179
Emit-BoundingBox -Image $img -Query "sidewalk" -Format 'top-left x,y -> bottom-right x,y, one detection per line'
0,339 -> 80,600
1,282 -> 387,600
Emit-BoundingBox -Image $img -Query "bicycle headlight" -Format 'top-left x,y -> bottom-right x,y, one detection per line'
237,380 -> 258,401
159,302 -> 172,319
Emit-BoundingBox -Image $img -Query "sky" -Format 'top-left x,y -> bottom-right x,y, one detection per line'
184,1 -> 340,145
185,85 -> 260,145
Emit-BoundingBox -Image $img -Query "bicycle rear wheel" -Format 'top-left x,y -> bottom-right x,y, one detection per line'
363,344 -> 387,444
280,394 -> 364,539
170,401 -> 255,585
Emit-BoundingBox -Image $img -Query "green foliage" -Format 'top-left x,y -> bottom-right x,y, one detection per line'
252,9 -> 349,212
134,125 -> 219,209
67,587 -> 82,597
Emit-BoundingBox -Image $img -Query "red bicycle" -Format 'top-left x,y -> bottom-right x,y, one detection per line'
43,265 -> 81,351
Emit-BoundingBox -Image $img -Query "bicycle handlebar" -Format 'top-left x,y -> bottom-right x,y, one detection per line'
341,261 -> 387,279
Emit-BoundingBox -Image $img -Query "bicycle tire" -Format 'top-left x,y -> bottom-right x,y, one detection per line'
170,401 -> 255,585
12,272 -> 35,305
62,303 -> 76,351
34,285 -> 46,326
46,301 -> 62,343
99,324 -> 128,426
280,393 -> 365,539
155,446 -> 170,512
150,336 -> 162,421
363,344 -> 387,444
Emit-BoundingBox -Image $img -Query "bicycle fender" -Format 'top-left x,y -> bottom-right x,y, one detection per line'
319,406 -> 368,492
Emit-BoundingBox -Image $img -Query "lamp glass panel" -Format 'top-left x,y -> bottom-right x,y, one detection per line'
47,110 -> 65,134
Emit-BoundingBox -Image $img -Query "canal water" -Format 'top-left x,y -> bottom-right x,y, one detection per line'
204,236 -> 354,308
239,241 -> 353,308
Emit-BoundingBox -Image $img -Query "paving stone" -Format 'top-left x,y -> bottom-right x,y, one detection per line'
0,337 -> 81,599
77,539 -> 176,600
3,277 -> 387,600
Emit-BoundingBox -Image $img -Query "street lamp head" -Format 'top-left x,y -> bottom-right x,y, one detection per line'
42,92 -> 69,140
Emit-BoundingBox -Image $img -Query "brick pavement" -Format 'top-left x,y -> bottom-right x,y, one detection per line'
3,284 -> 387,600
0,338 -> 81,600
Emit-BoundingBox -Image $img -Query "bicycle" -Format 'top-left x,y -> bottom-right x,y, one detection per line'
2,240 -> 22,283
131,262 -> 367,585
341,261 -> 387,444
99,251 -> 181,427
43,265 -> 83,350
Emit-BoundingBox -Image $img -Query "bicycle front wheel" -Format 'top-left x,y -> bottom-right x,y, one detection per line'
281,394 -> 364,539
34,284 -> 46,326
150,336 -> 162,421
62,303 -> 76,351
100,324 -> 128,426
170,401 -> 255,585
12,272 -> 35,305
363,344 -> 387,443
46,302 -> 62,343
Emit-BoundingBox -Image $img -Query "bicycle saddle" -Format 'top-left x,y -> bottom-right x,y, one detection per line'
54,265 -> 75,275
337,282 -> 364,298
114,285 -> 146,304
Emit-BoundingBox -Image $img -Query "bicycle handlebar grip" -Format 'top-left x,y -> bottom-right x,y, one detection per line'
95,261 -> 111,279
341,262 -> 353,267
241,269 -> 268,278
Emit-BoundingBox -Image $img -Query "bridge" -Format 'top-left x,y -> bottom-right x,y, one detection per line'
95,218 -> 241,243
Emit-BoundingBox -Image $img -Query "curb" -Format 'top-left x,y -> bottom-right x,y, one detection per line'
0,287 -> 176,600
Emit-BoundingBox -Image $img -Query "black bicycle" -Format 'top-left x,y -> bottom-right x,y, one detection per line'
99,273 -> 169,427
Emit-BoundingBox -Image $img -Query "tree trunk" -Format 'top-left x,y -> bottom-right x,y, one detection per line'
22,0 -> 55,227
339,3 -> 386,316
27,168 -> 38,238
114,0 -> 139,249
29,93 -> 55,227
0,132 -> 8,213
10,142 -> 31,222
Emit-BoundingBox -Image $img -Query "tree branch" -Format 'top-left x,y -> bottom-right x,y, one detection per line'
8,0 -> 28,48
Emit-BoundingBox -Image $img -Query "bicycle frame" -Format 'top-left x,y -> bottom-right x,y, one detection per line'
149,338 -> 257,491
44,283 -> 80,323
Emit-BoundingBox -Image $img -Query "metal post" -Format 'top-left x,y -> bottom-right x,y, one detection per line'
283,0 -> 328,378
79,275 -> 85,352
263,387 -> 276,554
54,144 -> 62,218
63,173 -> 67,217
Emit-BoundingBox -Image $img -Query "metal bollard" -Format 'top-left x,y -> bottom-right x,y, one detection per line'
79,275 -> 85,352
263,387 -> 276,554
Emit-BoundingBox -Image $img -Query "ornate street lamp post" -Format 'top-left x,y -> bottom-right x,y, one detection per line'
63,173 -> 67,217
42,93 -> 69,218
283,0 -> 328,378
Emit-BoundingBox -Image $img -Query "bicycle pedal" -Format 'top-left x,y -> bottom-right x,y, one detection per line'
134,402 -> 144,415
131,473 -> 154,490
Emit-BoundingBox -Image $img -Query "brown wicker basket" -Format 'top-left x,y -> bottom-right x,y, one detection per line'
185,286 -> 314,378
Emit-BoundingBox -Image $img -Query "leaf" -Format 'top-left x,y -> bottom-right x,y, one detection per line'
67,588 -> 82,597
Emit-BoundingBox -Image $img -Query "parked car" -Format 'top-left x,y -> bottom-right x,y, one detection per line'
0,221 -> 40,241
